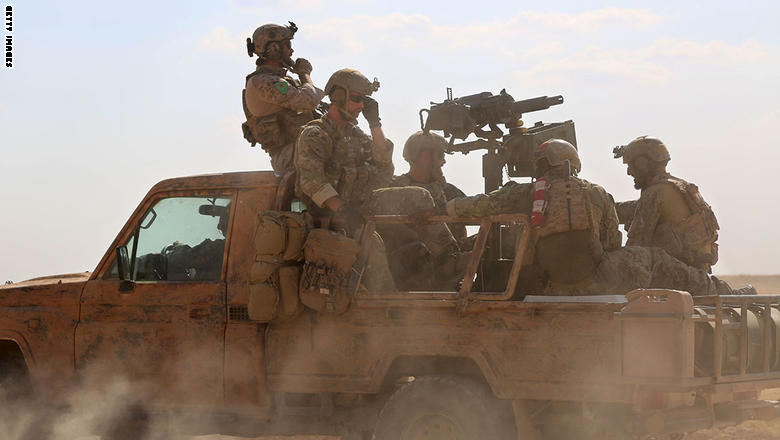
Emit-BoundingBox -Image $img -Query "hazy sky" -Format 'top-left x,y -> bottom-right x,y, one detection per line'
1,0 -> 778,282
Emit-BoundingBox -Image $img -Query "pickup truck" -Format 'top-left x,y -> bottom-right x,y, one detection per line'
2,170 -> 780,440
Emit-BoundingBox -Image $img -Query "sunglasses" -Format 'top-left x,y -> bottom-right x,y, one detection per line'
348,94 -> 365,103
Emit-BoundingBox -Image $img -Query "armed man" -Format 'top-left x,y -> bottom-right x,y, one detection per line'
294,68 -> 461,290
613,136 -> 720,272
440,139 -> 750,296
392,131 -> 468,246
241,22 -> 324,174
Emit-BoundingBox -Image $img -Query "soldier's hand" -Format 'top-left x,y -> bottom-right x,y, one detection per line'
335,204 -> 365,233
292,58 -> 313,75
362,97 -> 381,128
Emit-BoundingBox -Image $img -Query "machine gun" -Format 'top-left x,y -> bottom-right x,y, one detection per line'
419,88 -> 577,192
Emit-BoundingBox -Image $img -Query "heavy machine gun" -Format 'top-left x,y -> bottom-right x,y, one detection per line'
419,88 -> 576,192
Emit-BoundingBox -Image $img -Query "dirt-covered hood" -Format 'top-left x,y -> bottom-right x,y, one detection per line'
0,272 -> 92,290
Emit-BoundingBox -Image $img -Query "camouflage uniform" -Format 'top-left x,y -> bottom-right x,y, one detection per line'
243,64 -> 324,173
295,117 -> 458,290
619,173 -> 719,272
447,176 -> 729,296
391,173 -> 468,244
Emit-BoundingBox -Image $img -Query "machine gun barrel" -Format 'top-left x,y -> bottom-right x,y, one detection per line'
510,95 -> 563,116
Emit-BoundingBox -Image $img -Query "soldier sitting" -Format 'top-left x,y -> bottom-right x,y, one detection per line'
614,136 -> 720,273
392,131 -> 468,247
439,139 -> 752,296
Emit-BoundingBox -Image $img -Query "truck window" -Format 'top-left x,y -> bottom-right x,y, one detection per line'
106,196 -> 232,281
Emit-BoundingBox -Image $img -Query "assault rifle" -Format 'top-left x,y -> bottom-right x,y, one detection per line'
419,88 -> 577,192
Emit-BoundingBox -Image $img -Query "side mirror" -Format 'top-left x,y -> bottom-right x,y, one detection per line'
115,246 -> 134,292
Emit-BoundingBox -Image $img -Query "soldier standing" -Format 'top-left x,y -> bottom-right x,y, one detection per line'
294,69 -> 461,290
242,22 -> 324,174
613,136 -> 720,272
443,139 -> 750,296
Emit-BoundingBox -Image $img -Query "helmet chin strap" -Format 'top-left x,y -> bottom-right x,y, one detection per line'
336,86 -> 359,124
337,106 -> 358,125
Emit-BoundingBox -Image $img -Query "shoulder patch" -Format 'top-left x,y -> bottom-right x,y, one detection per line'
274,81 -> 289,94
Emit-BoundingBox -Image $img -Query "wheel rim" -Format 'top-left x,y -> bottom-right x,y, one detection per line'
401,413 -> 464,440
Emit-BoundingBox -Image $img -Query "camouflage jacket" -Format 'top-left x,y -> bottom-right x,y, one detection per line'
446,177 -> 622,253
294,116 -> 394,208
391,173 -> 465,208
242,64 -> 325,154
391,173 -> 467,241
244,65 -> 324,118
625,173 -> 719,270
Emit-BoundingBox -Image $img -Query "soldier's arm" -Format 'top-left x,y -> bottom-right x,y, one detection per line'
362,128 -> 394,190
295,126 -> 337,208
253,75 -> 324,113
599,188 -> 623,251
443,182 -> 467,200
446,182 -> 532,217
625,187 -> 663,247
615,200 -> 639,226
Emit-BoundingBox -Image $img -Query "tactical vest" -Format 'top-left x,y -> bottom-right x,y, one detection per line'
241,71 -> 314,154
302,119 -> 377,207
531,177 -> 603,285
653,175 -> 719,269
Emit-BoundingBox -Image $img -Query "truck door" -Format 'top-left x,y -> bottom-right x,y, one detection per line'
75,194 -> 232,409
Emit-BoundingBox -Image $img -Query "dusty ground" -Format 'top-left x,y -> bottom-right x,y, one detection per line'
717,275 -> 780,294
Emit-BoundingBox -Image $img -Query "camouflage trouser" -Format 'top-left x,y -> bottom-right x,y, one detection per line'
547,246 -> 728,296
268,142 -> 295,175
367,187 -> 458,258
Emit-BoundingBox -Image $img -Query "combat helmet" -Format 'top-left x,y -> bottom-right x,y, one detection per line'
247,22 -> 297,58
534,139 -> 581,177
613,136 -> 670,164
325,68 -> 380,99
403,131 -> 448,163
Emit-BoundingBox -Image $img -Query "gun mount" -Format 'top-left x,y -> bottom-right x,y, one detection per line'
419,88 -> 577,192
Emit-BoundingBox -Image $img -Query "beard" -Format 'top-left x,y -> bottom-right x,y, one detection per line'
633,173 -> 651,190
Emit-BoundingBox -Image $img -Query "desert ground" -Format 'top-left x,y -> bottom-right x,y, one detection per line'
718,275 -> 780,295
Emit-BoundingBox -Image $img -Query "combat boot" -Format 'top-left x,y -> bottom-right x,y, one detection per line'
711,276 -> 758,296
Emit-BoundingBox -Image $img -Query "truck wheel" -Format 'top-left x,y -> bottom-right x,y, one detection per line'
374,376 -> 514,440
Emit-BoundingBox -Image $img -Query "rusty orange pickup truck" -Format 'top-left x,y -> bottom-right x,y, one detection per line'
2,171 -> 780,440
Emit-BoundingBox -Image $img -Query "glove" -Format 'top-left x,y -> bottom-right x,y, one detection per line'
362,96 -> 381,128
292,57 -> 313,75
336,204 -> 365,232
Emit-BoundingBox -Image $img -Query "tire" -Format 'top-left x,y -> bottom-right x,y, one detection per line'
374,376 -> 514,440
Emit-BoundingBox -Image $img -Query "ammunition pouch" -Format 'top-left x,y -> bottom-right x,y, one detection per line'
247,211 -> 311,323
299,229 -> 360,315
533,179 -> 602,284
248,266 -> 303,322
242,121 -> 257,146
337,166 -> 372,205
255,211 -> 311,261
244,109 -> 315,154
247,114 -> 286,153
